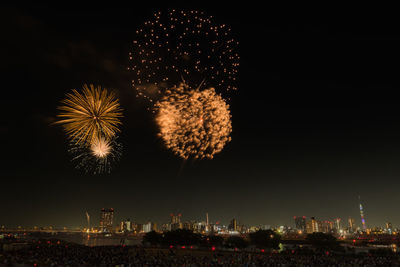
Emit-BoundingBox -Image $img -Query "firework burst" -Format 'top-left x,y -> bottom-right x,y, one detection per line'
69,137 -> 122,174
155,83 -> 232,159
91,137 -> 112,158
129,9 -> 240,102
56,84 -> 123,145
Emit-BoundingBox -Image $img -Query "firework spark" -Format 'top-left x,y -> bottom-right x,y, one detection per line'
129,9 -> 240,102
155,83 -> 232,159
69,137 -> 122,174
56,84 -> 123,145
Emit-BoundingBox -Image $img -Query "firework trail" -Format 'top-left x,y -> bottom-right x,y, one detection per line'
155,83 -> 232,159
56,84 -> 123,145
69,137 -> 122,174
129,9 -> 240,102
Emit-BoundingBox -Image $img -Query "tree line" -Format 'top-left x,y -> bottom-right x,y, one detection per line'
143,229 -> 280,249
142,230 -> 367,252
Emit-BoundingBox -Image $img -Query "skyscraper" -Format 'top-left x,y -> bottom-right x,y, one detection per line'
228,218 -> 238,231
320,220 -> 334,233
294,216 -> 306,232
99,208 -> 114,233
151,222 -> 158,232
120,219 -> 131,232
307,217 -> 320,233
386,222 -> 393,234
170,213 -> 182,230
170,213 -> 181,224
359,196 -> 367,231
142,222 -> 152,233
335,218 -> 341,232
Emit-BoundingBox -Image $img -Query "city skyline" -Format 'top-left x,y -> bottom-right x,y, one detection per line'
3,5 -> 400,228
1,200 -> 396,230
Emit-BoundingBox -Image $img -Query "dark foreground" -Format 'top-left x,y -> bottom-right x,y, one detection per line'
1,244 -> 399,266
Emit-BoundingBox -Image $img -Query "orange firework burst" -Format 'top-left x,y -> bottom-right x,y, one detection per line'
155,83 -> 232,159
56,84 -> 123,145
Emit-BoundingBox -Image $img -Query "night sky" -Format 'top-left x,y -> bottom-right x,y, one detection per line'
3,5 -> 400,229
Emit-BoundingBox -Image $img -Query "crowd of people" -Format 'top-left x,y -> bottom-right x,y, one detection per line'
1,242 -> 399,266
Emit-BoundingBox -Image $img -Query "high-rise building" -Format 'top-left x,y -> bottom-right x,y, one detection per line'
191,221 -> 206,233
183,221 -> 193,231
386,222 -> 393,234
170,213 -> 181,224
142,222 -> 152,233
306,221 -> 312,233
99,208 -> 114,233
307,217 -> 320,233
160,223 -> 170,232
320,221 -> 334,233
151,222 -> 158,232
136,224 -> 143,233
261,225 -> 271,230
228,218 -> 238,231
348,217 -> 355,233
294,216 -> 306,232
120,219 -> 132,232
335,218 -> 341,232
359,196 -> 367,231
170,213 -> 182,230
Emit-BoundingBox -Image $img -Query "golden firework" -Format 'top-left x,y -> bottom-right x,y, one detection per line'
155,84 -> 232,159
57,84 -> 123,145
90,137 -> 111,158
69,137 -> 122,174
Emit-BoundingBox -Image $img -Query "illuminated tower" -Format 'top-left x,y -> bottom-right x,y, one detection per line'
359,196 -> 366,231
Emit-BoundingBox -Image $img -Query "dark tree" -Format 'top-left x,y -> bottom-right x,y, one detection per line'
249,230 -> 281,249
225,235 -> 248,249
205,235 -> 224,247
161,229 -> 203,246
306,232 -> 340,250
369,248 -> 395,256
142,231 -> 162,246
